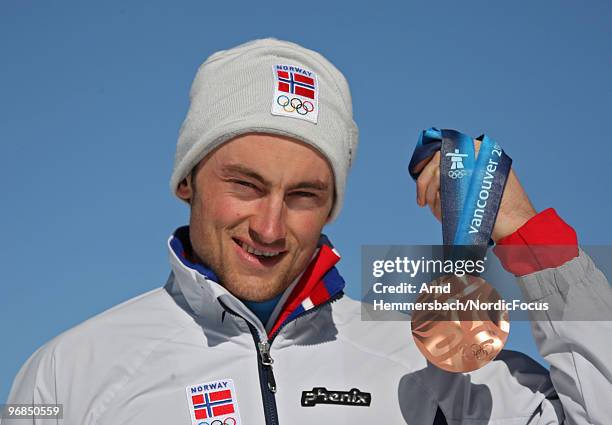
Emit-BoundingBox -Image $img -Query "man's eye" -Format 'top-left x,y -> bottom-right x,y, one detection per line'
231,180 -> 257,188
291,191 -> 317,198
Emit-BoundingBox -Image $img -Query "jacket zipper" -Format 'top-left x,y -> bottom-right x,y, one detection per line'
220,291 -> 344,425
257,340 -> 277,393
246,322 -> 279,425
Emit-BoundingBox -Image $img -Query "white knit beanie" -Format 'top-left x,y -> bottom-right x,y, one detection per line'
171,38 -> 359,221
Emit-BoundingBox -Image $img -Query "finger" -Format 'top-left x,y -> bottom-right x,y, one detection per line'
412,154 -> 434,175
425,166 -> 440,210
473,138 -> 482,156
416,151 -> 440,206
431,191 -> 442,222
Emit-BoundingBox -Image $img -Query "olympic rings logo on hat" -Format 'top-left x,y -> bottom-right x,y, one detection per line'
277,95 -> 314,115
448,169 -> 468,179
197,418 -> 236,425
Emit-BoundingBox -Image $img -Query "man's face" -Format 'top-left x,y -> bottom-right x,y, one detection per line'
177,133 -> 335,301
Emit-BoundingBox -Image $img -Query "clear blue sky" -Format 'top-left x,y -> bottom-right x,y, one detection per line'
1,0 -> 611,402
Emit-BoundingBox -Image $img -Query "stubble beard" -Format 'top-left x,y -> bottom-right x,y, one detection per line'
191,229 -> 297,302
188,195 -> 299,302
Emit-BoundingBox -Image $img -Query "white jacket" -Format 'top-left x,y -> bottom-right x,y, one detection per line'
4,229 -> 612,425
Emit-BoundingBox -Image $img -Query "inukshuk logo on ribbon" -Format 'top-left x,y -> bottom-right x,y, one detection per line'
271,64 -> 319,124
186,378 -> 241,425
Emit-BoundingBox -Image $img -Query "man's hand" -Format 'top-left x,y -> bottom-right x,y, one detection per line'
413,139 -> 537,242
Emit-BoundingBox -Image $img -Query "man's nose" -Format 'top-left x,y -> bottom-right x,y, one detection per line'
249,196 -> 286,245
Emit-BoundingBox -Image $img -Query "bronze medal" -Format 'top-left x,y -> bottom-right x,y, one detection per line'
408,130 -> 513,372
411,274 -> 509,373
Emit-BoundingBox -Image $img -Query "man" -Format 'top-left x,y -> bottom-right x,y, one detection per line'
4,38 -> 611,424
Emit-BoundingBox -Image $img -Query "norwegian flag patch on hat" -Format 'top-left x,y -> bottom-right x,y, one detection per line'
186,378 -> 242,425
271,64 -> 319,124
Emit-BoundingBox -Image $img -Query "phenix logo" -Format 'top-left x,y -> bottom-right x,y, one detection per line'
301,387 -> 371,407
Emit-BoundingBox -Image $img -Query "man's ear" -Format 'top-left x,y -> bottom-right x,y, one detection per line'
176,175 -> 193,203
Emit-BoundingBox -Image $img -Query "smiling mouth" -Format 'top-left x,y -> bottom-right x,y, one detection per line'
232,238 -> 287,267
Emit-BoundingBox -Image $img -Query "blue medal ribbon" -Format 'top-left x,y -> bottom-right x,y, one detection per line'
409,128 -> 512,247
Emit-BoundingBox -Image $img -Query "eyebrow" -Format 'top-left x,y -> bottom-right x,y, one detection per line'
221,163 -> 330,192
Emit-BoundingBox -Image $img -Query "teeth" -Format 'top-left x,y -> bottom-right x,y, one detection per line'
240,241 -> 281,257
